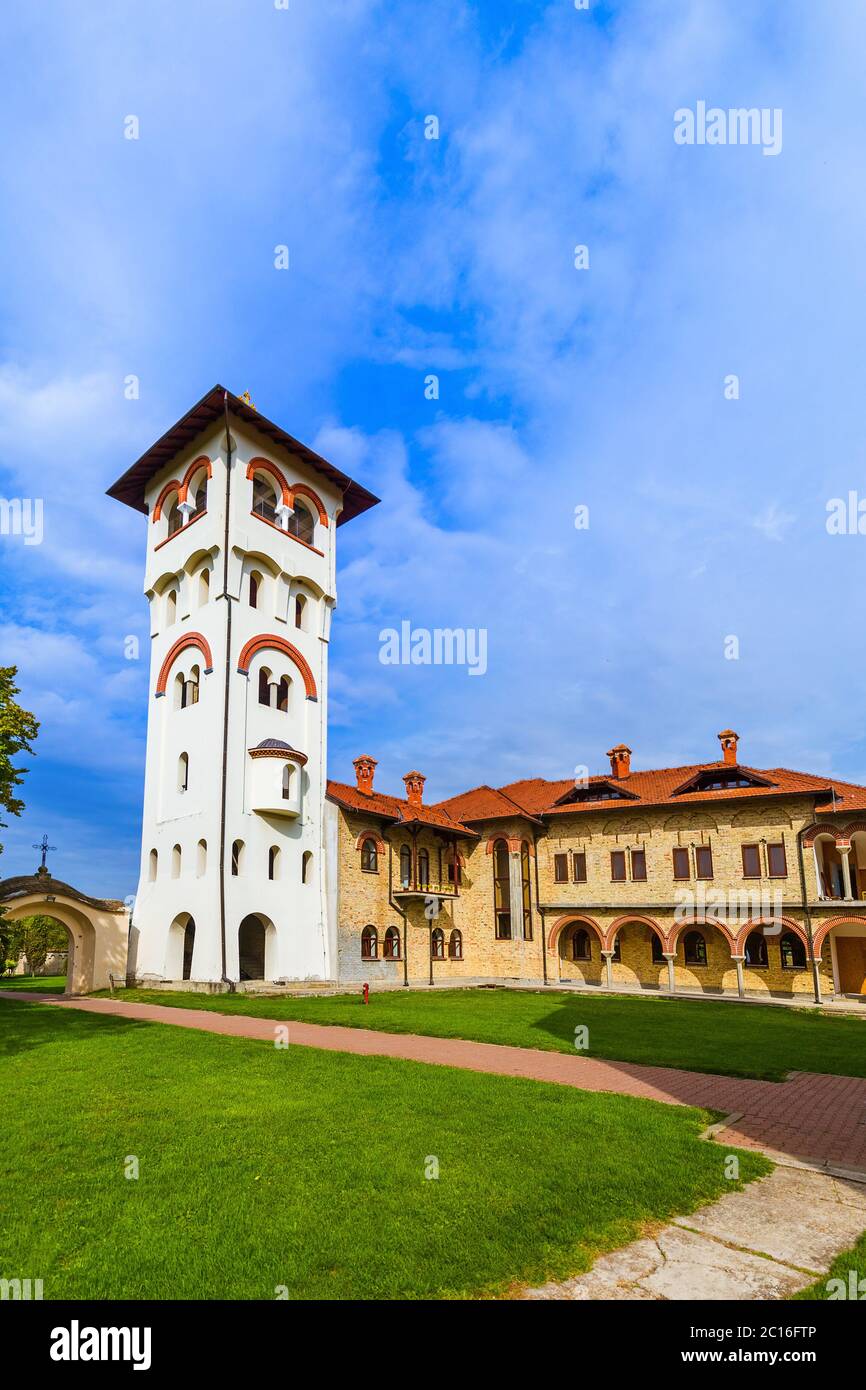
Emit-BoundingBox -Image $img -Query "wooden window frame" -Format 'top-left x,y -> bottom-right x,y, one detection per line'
767,841 -> 788,878
630,848 -> 647,882
361,925 -> 378,961
360,839 -> 379,873
741,843 -> 761,879
554,852 -> 568,884
610,850 -> 627,883
695,845 -> 714,880
572,851 -> 587,883
672,847 -> 690,881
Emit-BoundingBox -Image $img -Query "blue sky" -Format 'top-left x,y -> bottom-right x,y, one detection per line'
1,0 -> 865,898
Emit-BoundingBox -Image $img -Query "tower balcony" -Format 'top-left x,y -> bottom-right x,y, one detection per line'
248,740 -> 307,817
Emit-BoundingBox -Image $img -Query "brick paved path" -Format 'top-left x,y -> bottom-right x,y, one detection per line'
5,991 -> 866,1172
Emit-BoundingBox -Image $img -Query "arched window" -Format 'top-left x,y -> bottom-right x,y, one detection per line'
780,931 -> 807,970
276,676 -> 290,713
521,841 -> 532,940
196,840 -> 207,877
249,570 -> 262,608
231,839 -> 244,876
197,568 -> 210,607
166,588 -> 178,626
361,925 -> 378,960
383,926 -> 401,960
400,845 -> 412,889
182,919 -> 195,980
174,671 -> 185,709
493,839 -> 511,939
360,838 -> 378,872
282,764 -> 293,801
177,752 -> 189,793
684,930 -> 707,966
252,474 -> 278,524
431,927 -> 445,959
166,499 -> 183,536
258,667 -> 272,706
417,848 -> 430,888
148,848 -> 158,881
745,930 -> 768,968
611,932 -> 621,962
190,475 -> 207,516
294,594 -> 307,630
572,927 -> 591,961
185,664 -> 200,708
302,850 -> 312,883
288,500 -> 315,546
268,845 -> 280,881
448,928 -> 463,960
171,844 -> 182,878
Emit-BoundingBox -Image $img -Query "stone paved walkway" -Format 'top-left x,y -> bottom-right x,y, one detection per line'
5,990 -> 866,1174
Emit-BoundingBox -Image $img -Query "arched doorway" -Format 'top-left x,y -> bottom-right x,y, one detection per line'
238,914 -> 267,981
0,872 -> 128,995
165,913 -> 196,981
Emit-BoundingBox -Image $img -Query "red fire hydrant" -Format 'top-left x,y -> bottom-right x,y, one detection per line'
363,982 -> 369,1005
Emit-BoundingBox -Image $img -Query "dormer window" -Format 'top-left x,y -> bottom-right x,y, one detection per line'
671,767 -> 775,796
554,779 -> 638,806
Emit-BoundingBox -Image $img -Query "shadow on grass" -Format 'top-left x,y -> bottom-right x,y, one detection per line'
0,999 -> 149,1059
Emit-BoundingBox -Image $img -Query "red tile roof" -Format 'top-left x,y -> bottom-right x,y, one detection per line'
328,760 -> 866,834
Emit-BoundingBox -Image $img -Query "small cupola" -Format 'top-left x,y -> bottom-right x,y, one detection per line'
717,729 -> 739,766
403,771 -> 426,806
607,744 -> 632,779
353,755 -> 378,796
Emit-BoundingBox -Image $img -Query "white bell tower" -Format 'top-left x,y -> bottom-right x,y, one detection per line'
108,387 -> 378,987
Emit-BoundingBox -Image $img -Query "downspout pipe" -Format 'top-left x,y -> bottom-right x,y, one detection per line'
217,392 -> 234,990
796,824 -> 822,1005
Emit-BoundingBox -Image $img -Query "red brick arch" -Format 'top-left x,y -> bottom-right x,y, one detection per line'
152,478 -> 182,522
179,455 -> 212,500
734,916 -> 810,955
355,831 -> 385,854
547,913 -> 604,951
802,822 -> 844,846
246,457 -> 290,504
155,632 -> 214,696
812,914 -> 866,957
606,914 -> 669,952
667,915 -> 738,953
288,483 -> 328,527
237,634 -> 317,700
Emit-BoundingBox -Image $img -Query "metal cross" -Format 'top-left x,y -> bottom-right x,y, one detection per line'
32,834 -> 56,871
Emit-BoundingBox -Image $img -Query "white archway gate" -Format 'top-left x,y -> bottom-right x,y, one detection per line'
0,870 -> 128,995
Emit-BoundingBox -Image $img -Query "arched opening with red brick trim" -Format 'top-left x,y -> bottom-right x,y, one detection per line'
607,916 -> 668,992
155,633 -> 214,697
237,635 -> 317,700
813,915 -> 866,996
548,914 -> 605,987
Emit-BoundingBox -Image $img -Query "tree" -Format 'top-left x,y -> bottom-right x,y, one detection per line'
4,914 -> 67,975
0,667 -> 38,828
0,667 -> 39,957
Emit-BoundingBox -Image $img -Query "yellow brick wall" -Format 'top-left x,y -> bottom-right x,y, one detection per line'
334,796 -> 852,997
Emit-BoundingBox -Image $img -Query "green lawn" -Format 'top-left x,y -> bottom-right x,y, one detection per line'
0,999 -> 768,1300
103,985 -> 866,1082
0,974 -> 66,993
794,1232 -> 866,1300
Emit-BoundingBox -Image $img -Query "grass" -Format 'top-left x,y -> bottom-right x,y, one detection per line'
0,974 -> 66,993
0,998 -> 769,1300
100,985 -> 866,1082
793,1231 -> 866,1301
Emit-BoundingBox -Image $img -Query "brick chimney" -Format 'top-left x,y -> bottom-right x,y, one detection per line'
403,770 -> 426,806
353,755 -> 378,795
718,729 -> 739,766
607,744 -> 632,779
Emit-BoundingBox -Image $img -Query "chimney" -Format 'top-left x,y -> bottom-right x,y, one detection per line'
403,770 -> 426,806
353,755 -> 378,795
607,744 -> 632,779
718,729 -> 739,767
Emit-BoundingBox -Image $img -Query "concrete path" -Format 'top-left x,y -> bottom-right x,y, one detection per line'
523,1165 -> 866,1300
5,989 -> 866,1175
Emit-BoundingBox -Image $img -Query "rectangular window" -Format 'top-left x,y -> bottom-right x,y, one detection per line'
554,853 -> 568,883
631,848 -> 647,881
610,850 -> 626,882
767,842 -> 787,877
572,851 -> 587,883
495,913 -> 512,941
672,847 -> 690,880
695,845 -> 714,879
741,844 -> 761,878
